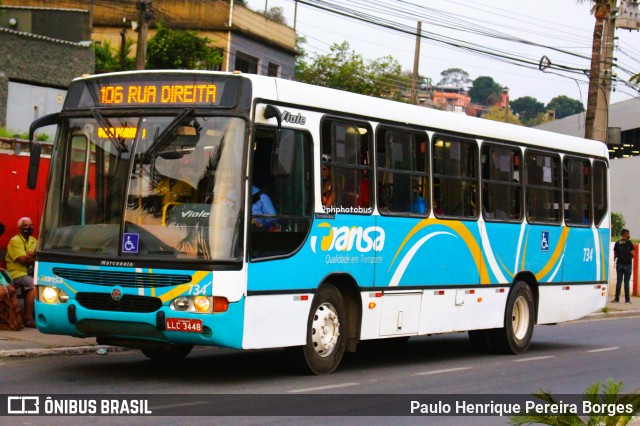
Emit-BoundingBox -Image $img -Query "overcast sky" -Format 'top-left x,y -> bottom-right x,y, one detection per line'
245,0 -> 639,106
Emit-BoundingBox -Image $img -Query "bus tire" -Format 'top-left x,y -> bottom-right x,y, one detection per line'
492,281 -> 535,354
301,284 -> 348,375
141,345 -> 193,362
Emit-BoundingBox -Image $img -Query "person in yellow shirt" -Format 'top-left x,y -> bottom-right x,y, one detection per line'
5,217 -> 37,327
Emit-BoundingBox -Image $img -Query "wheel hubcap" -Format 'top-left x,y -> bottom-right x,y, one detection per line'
512,296 -> 530,340
311,302 -> 340,357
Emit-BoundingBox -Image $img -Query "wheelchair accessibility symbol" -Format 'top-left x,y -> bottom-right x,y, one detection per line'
122,233 -> 139,253
541,230 -> 550,252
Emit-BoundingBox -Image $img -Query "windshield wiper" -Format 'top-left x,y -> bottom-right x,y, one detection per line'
149,108 -> 194,152
92,109 -> 129,153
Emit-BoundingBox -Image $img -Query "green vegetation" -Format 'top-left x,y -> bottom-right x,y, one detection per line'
94,39 -> 135,74
0,127 -> 48,141
611,212 -> 625,238
469,76 -> 503,106
146,23 -> 222,70
510,379 -> 640,425
295,41 -> 407,101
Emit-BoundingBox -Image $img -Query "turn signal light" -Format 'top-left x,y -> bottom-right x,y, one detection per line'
213,297 -> 229,312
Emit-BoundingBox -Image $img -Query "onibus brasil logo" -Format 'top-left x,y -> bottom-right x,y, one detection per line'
310,223 -> 385,264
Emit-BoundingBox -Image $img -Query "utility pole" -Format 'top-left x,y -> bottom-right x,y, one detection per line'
593,7 -> 618,142
120,18 -> 128,71
135,0 -> 152,70
410,21 -> 422,105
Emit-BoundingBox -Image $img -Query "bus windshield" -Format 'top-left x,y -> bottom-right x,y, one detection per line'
40,113 -> 246,262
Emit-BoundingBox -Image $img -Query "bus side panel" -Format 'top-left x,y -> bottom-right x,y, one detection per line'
375,217 -> 481,288
537,284 -> 606,324
242,294 -> 312,349
561,227 -> 606,283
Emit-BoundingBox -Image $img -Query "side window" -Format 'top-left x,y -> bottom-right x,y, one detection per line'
250,128 -> 313,259
321,119 -> 372,213
376,127 -> 428,215
525,151 -> 561,224
481,144 -> 522,222
432,135 -> 478,218
593,160 -> 608,227
564,157 -> 591,227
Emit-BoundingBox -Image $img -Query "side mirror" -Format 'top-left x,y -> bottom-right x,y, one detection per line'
27,112 -> 59,189
27,142 -> 42,190
272,129 -> 295,176
264,105 -> 282,127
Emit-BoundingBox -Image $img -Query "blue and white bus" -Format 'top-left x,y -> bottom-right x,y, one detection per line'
28,71 -> 609,374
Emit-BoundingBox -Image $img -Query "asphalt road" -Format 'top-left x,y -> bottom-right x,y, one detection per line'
1,315 -> 639,425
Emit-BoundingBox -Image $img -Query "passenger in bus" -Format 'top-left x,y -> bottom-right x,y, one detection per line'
358,169 -> 370,208
5,217 -> 37,328
251,185 -> 277,231
411,179 -> 426,214
321,164 -> 334,208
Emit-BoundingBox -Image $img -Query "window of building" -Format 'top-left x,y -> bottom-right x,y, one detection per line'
593,160 -> 608,227
235,52 -> 259,74
376,127 -> 428,215
432,135 -> 478,218
525,151 -> 561,224
563,157 -> 592,227
321,119 -> 372,213
267,62 -> 280,77
481,144 -> 522,222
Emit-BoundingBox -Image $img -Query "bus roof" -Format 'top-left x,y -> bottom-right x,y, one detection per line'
72,70 -> 609,160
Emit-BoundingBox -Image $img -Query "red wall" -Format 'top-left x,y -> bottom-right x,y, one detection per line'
0,152 -> 50,267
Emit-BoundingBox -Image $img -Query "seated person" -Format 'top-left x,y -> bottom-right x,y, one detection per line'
411,180 -> 426,214
321,165 -> 334,208
252,185 -> 277,230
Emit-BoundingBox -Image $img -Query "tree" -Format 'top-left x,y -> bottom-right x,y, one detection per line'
577,0 -> 617,139
437,68 -> 472,88
469,76 -> 503,106
146,23 -> 223,70
295,41 -> 406,100
482,106 -> 522,125
261,6 -> 286,24
546,95 -> 585,119
510,96 -> 546,126
94,39 -> 135,74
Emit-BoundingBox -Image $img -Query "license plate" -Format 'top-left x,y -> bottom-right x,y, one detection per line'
166,318 -> 203,333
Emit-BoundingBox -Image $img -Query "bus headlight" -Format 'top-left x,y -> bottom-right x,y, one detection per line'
194,296 -> 210,313
40,287 -> 69,304
170,296 -> 215,313
42,287 -> 59,304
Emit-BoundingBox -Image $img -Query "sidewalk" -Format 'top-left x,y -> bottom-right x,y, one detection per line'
1,296 -> 639,358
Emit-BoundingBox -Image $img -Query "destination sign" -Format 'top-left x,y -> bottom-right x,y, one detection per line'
64,74 -> 243,109
99,83 -> 217,105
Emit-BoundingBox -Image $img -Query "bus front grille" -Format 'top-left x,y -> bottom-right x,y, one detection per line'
53,268 -> 192,288
76,293 -> 162,313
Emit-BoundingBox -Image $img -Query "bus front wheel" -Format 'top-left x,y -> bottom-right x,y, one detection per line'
494,281 -> 535,354
301,284 -> 348,375
141,345 -> 193,362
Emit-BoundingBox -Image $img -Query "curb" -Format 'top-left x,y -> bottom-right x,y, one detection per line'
0,345 -> 132,358
584,308 -> 640,320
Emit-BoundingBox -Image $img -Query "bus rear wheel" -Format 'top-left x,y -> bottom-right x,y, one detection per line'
494,281 -> 535,354
141,345 -> 193,362
301,284 -> 347,375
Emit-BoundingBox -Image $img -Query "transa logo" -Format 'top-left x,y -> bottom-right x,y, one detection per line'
310,223 -> 385,253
